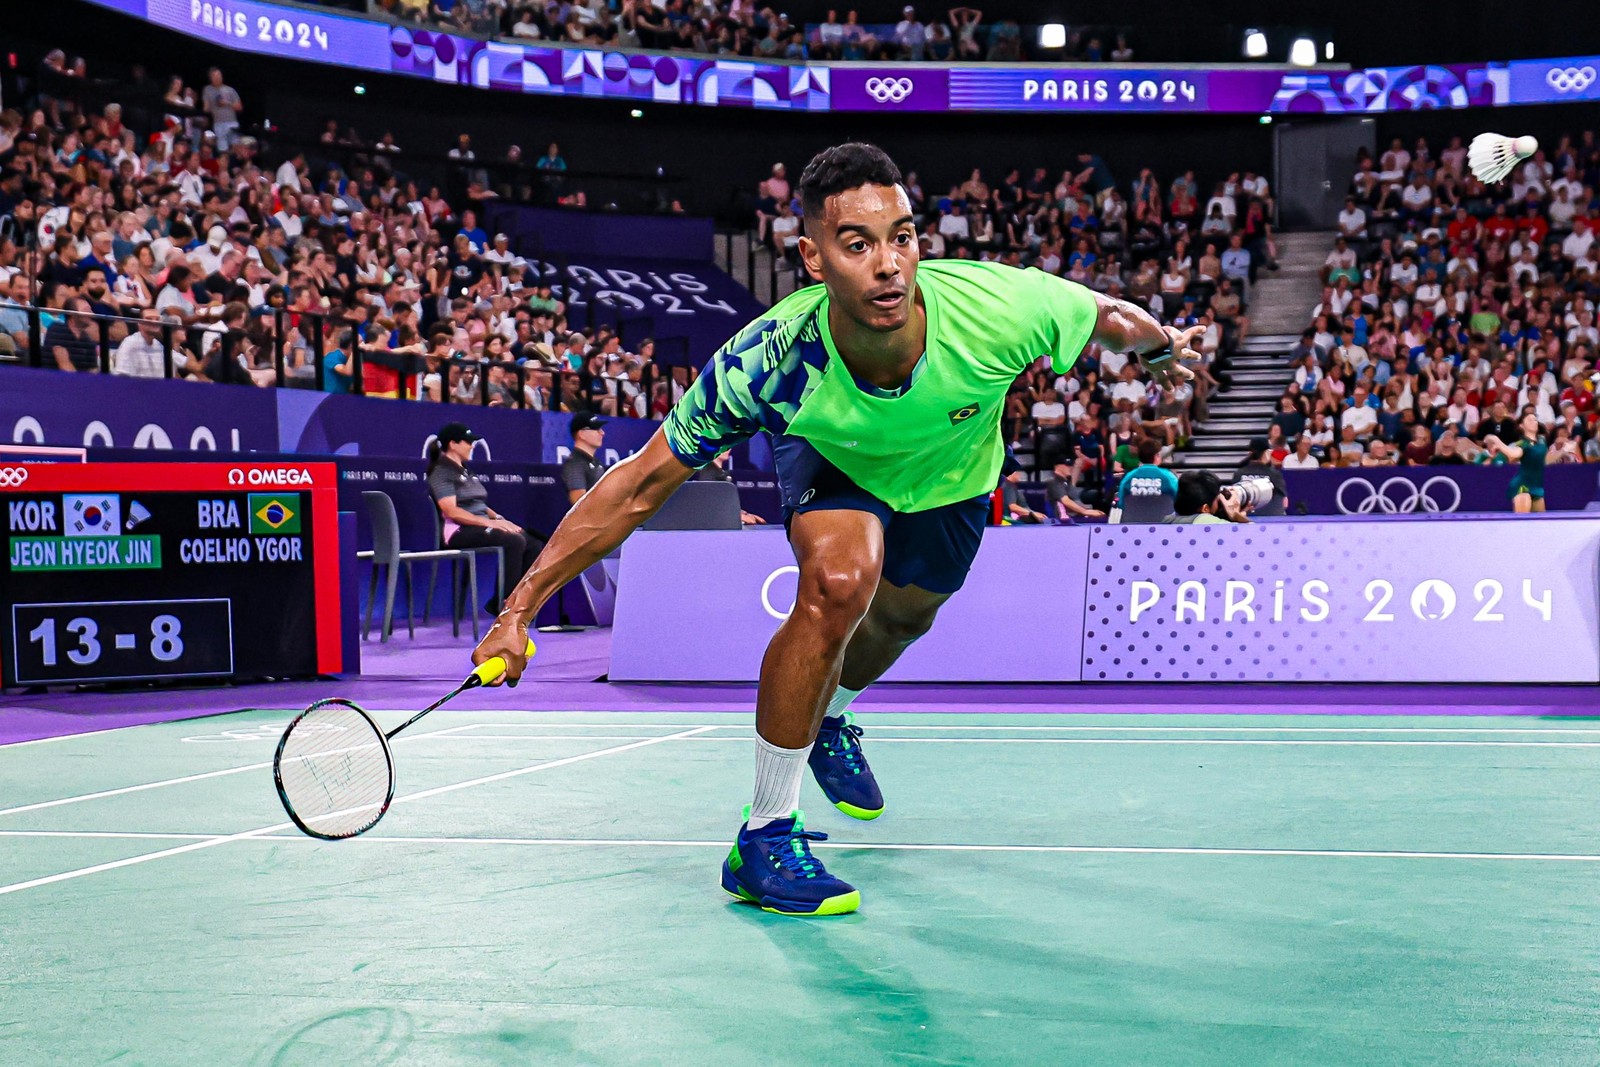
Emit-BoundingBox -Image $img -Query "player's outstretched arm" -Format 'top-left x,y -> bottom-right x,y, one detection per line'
1088,292 -> 1203,391
471,430 -> 696,682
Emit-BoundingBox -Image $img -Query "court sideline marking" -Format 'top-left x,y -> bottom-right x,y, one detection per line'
0,726 -> 716,898
0,719 -> 480,818
441,735 -> 1600,748
3,829 -> 1598,863
12,723 -> 1599,821
433,722 -> 1600,735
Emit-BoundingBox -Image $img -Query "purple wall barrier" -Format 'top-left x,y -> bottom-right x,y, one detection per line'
610,526 -> 1091,682
1,366 -> 279,452
517,253 -> 764,367
487,205 -> 714,263
609,518 -> 1600,684
1,369 -> 691,467
1283,464 -> 1600,515
276,390 -> 549,463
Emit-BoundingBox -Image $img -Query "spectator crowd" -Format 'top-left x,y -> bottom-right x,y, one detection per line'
377,0 -> 1130,66
1260,131 -> 1600,472
0,52 -> 692,419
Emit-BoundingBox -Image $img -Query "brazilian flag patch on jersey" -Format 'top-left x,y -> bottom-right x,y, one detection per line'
948,402 -> 981,424
248,494 -> 301,534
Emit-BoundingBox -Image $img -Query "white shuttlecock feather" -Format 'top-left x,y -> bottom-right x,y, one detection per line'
1468,133 -> 1538,183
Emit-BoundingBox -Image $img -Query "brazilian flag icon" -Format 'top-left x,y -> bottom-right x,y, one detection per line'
248,494 -> 301,534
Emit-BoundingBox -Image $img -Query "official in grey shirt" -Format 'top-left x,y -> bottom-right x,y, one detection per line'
560,412 -> 608,505
427,422 -> 546,612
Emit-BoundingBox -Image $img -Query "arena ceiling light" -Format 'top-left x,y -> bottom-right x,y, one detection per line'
1243,29 -> 1267,59
1038,23 -> 1066,50
1289,37 -> 1317,66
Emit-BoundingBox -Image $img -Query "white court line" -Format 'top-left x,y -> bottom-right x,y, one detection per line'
441,722 -> 1600,736
0,719 -> 480,819
422,723 -> 700,738
441,735 -> 1600,748
0,726 -> 716,898
13,726 -> 1598,821
0,830 -> 219,841
0,719 -> 235,751
4,829 -> 1598,863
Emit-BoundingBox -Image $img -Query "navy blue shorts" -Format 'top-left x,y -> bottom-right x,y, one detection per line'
772,435 -> 989,595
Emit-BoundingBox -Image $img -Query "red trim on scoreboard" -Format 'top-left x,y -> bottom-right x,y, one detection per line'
1,462 -> 342,677
310,484 -> 342,674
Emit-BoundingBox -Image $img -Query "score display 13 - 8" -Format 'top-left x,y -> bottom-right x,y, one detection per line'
11,599 -> 235,685
4,487 -> 321,686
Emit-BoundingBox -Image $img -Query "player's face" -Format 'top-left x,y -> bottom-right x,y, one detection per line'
801,183 -> 918,334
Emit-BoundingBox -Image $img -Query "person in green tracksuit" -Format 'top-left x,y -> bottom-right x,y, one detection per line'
470,142 -> 1204,915
1486,412 -> 1548,513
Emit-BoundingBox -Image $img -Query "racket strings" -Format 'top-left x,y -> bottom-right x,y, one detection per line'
277,703 -> 392,838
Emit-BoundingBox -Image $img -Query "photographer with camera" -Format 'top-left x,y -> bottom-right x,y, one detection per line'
1238,438 -> 1289,516
1164,470 -> 1271,525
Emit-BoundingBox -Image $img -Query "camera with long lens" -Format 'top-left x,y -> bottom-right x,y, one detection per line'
1221,475 -> 1274,511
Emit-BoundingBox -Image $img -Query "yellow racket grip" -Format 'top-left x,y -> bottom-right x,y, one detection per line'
468,638 -> 537,687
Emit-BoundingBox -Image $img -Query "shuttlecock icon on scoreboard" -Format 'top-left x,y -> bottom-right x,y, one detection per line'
1468,133 -> 1538,183
125,500 -> 152,531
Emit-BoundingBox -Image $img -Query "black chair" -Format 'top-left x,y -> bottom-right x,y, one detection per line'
642,480 -> 743,530
358,491 -> 480,642
1115,474 -> 1178,523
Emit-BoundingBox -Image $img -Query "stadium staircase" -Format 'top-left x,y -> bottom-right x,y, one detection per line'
714,230 -> 803,306
1167,231 -> 1332,476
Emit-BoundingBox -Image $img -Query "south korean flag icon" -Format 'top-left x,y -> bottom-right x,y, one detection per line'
64,494 -> 121,537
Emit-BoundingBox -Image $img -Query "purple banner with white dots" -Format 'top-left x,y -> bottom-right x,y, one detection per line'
1081,519 -> 1600,683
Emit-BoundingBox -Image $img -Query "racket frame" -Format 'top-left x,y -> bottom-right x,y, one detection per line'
273,697 -> 396,841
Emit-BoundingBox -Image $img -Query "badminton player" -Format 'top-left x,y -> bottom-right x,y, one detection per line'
474,143 -> 1201,916
1485,412 -> 1549,513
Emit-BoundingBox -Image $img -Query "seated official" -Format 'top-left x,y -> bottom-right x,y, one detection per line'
426,422 -> 547,613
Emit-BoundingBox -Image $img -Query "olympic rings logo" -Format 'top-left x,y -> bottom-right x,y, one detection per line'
1335,475 -> 1462,515
0,467 -> 28,488
865,77 -> 914,104
1546,66 -> 1596,94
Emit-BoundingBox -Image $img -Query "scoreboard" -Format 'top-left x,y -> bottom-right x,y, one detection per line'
1,462 -> 342,687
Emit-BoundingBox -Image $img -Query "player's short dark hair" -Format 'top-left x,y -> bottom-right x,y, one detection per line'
798,142 -> 904,225
1174,471 -> 1222,516
1138,440 -> 1160,465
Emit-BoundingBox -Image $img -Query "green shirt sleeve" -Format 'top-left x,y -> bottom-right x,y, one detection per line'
1025,269 -> 1100,376
660,328 -> 766,470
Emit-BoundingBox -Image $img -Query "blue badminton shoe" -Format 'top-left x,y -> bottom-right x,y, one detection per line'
809,712 -> 884,820
721,809 -> 860,916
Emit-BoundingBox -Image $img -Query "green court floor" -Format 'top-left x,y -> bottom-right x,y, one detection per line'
3,710 -> 1600,1065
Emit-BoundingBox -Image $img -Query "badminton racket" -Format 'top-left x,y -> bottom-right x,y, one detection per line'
273,638 -> 535,840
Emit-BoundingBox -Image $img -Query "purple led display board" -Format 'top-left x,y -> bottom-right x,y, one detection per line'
610,527 -> 1091,683
609,520 -> 1600,684
82,0 -> 1600,115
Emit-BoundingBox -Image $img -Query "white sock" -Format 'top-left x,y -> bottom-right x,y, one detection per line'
748,733 -> 811,829
826,684 -> 865,719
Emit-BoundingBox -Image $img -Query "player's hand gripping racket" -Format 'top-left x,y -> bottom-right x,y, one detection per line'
273,638 -> 536,840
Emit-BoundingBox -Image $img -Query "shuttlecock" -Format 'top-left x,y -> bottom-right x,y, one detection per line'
1468,133 -> 1538,184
